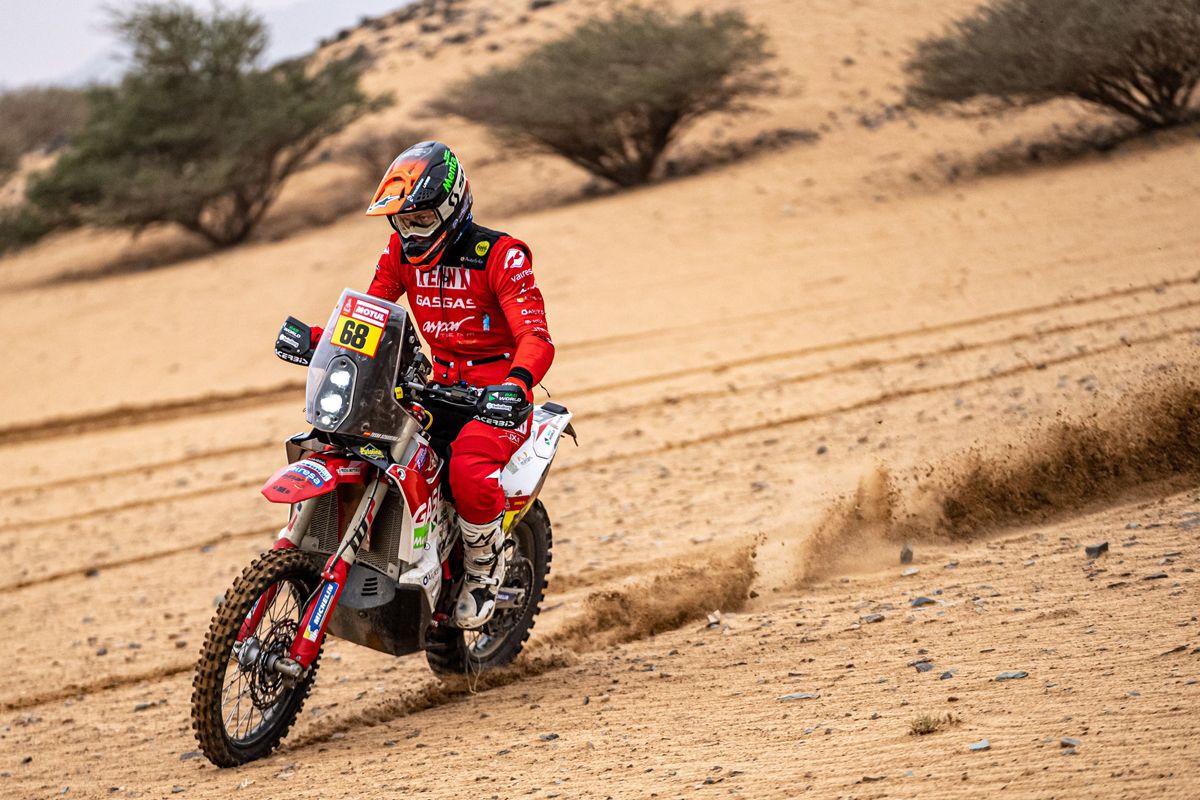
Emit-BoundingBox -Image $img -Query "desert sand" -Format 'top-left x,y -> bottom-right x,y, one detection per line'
1,0 -> 1199,798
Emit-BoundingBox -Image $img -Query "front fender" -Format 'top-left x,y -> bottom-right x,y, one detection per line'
261,454 -> 365,503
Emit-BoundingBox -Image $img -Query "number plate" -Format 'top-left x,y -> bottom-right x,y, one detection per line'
332,297 -> 390,357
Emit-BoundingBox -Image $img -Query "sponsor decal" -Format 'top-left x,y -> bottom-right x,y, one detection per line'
363,430 -> 401,442
275,349 -> 308,365
297,459 -> 333,482
413,523 -> 428,551
368,194 -> 401,212
386,464 -> 407,484
348,297 -> 390,326
292,465 -> 326,487
482,313 -> 491,332
475,240 -> 490,257
415,267 -> 471,291
510,267 -> 534,283
503,247 -> 526,271
422,316 -> 476,337
441,150 -> 459,192
358,444 -> 385,459
337,464 -> 364,477
415,294 -> 476,310
414,446 -> 429,470
303,582 -> 337,641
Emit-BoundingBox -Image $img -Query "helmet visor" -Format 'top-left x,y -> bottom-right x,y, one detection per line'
389,209 -> 442,238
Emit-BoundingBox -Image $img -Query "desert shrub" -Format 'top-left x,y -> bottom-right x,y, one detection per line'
429,6 -> 773,186
909,712 -> 960,736
0,204 -> 55,255
0,87 -> 88,178
26,2 -> 386,248
905,0 -> 1200,129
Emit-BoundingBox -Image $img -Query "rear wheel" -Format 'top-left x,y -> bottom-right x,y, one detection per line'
191,549 -> 323,766
426,500 -> 552,675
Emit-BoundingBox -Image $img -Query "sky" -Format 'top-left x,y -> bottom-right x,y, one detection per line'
0,0 -> 409,89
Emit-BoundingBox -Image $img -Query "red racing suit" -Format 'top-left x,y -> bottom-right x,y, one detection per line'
366,222 -> 554,524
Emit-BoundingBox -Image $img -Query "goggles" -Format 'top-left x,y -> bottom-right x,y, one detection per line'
389,208 -> 441,238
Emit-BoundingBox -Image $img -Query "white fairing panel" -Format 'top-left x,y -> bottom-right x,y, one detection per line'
501,405 -> 572,499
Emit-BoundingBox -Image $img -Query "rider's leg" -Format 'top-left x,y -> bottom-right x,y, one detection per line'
448,419 -> 529,628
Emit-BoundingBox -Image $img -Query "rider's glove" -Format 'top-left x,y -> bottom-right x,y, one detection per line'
274,316 -> 316,366
474,382 -> 533,429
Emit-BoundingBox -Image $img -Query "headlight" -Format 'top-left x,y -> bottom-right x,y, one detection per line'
310,355 -> 356,431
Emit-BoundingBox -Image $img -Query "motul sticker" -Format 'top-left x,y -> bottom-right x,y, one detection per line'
348,297 -> 390,326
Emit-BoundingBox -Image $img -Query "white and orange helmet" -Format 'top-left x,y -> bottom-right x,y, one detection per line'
366,140 -> 472,268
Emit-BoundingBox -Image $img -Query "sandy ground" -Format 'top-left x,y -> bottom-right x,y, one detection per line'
2,0 -> 1200,798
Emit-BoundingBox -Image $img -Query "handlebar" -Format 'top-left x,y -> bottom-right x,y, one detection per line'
403,380 -> 482,410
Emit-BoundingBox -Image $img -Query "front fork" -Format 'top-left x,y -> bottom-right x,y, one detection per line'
288,477 -> 389,669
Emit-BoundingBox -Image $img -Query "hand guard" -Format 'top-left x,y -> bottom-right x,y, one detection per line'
274,316 -> 315,366
474,383 -> 533,429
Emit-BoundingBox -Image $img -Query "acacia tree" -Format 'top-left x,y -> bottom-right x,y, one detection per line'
28,2 -> 385,246
905,0 -> 1200,129
429,6 -> 773,187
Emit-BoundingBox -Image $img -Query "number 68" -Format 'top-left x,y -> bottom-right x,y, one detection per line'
339,319 -> 370,349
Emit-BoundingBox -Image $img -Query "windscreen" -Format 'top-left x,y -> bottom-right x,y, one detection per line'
305,289 -> 419,443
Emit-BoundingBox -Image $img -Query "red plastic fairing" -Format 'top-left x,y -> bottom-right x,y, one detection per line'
261,454 -> 367,504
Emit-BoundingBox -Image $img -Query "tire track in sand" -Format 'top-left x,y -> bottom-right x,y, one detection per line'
0,271 -> 1194,448
580,296 -> 1200,422
0,440 -> 274,500
557,324 -> 1200,474
0,476 -> 266,535
566,273 -> 1200,400
0,662 -> 194,713
3,523 -> 277,592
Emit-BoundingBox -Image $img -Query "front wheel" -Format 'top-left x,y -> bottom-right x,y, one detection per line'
426,500 -> 552,675
191,549 -> 323,766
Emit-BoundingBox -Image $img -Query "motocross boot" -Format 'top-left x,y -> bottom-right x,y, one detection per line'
454,513 -> 507,629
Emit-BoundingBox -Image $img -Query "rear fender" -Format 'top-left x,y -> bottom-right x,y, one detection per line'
500,405 -> 573,530
261,454 -> 366,504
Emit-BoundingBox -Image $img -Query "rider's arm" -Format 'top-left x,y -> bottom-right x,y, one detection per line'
488,238 -> 554,395
367,233 -> 406,302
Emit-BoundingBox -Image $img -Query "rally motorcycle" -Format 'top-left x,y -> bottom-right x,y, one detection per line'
190,289 -> 574,767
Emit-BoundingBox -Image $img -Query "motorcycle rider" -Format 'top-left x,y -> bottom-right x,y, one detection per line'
298,141 -> 553,630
